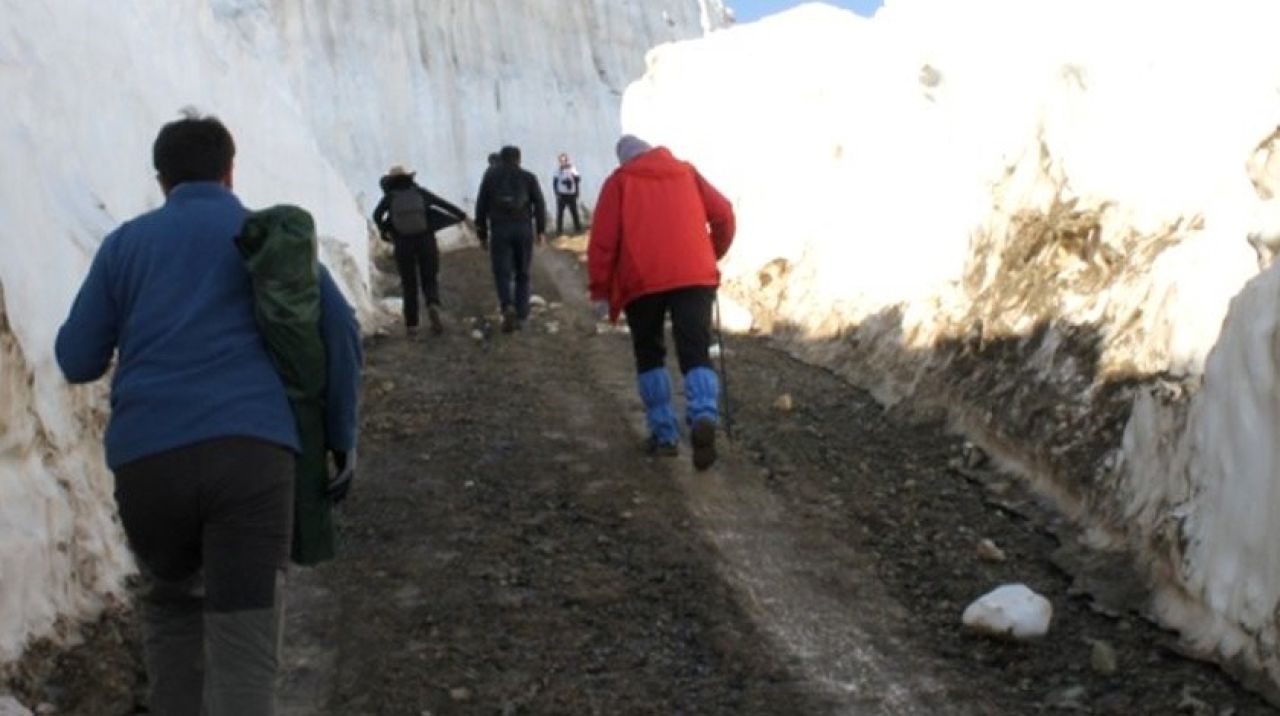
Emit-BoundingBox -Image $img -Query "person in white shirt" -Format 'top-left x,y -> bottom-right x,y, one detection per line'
551,152 -> 582,235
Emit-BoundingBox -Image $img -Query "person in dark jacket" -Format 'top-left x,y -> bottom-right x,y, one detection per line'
551,152 -> 582,235
55,115 -> 362,716
588,135 -> 735,470
474,145 -> 548,332
372,166 -> 469,336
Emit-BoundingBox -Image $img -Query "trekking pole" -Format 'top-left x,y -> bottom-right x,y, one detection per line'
714,296 -> 733,441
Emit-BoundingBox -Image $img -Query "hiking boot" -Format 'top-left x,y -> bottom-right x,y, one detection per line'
501,306 -> 517,333
691,418 -> 717,471
644,435 -> 679,458
427,306 -> 444,335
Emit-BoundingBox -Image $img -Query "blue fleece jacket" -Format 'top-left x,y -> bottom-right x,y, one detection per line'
56,182 -> 362,469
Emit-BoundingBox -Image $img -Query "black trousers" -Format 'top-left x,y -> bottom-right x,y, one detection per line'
114,437 -> 295,715
623,286 -> 716,374
555,194 -> 581,234
393,233 -> 441,327
489,223 -> 535,318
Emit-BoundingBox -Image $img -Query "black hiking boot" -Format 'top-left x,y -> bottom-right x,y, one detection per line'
428,306 -> 444,335
501,306 -> 517,334
643,435 -> 678,458
691,419 -> 717,471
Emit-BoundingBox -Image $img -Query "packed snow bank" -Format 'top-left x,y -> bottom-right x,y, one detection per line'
266,0 -> 727,226
0,0 -> 722,666
622,0 -> 1280,698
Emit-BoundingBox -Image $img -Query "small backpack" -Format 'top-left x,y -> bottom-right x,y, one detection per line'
492,168 -> 531,219
389,188 -> 430,235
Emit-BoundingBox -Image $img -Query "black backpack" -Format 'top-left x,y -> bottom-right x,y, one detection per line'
491,168 -> 530,220
389,188 -> 430,235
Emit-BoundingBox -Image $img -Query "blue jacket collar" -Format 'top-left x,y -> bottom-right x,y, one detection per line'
165,181 -> 235,203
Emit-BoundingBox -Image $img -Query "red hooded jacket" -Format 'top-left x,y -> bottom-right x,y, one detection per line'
588,147 -> 735,321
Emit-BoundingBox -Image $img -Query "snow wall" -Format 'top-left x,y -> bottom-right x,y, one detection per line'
0,0 -> 725,666
622,0 -> 1280,699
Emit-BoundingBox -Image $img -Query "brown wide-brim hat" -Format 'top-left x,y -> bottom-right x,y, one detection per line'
387,165 -> 415,177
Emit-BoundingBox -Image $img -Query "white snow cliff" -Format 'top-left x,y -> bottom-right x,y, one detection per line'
0,0 -> 725,665
622,0 -> 1280,699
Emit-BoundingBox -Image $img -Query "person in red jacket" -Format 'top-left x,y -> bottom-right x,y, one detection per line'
588,135 -> 735,470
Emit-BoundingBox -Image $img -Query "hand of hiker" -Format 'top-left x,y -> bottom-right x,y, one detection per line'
476,233 -> 488,251
592,299 -> 610,322
328,449 -> 356,504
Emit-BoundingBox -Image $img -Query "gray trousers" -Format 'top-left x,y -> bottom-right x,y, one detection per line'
114,437 -> 294,716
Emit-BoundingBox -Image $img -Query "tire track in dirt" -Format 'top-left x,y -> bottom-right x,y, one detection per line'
540,251 -> 969,715
280,243 -> 1275,715
281,245 -> 839,714
20,246 -> 1273,714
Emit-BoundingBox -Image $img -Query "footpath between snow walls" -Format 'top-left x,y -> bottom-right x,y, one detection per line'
0,0 -> 723,670
622,0 -> 1280,700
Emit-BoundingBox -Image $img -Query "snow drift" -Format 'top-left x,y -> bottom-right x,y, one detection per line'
622,0 -> 1280,698
0,0 -> 723,666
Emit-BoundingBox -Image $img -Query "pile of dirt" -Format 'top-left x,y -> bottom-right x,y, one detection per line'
2,605 -> 143,715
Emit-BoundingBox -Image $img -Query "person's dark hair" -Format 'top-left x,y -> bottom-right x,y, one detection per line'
487,152 -> 500,167
152,115 -> 236,187
499,145 -> 521,165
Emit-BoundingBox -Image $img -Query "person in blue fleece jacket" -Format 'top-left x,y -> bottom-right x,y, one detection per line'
55,114 -> 361,716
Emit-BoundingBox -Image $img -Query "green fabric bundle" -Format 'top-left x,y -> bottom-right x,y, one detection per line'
236,205 -> 334,565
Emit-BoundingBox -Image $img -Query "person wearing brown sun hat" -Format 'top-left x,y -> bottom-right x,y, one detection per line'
372,164 -> 470,337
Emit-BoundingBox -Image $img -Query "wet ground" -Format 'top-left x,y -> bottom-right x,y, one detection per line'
8,241 -> 1276,714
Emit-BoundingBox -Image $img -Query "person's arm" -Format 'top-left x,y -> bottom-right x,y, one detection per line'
372,195 -> 392,239
56,232 -> 121,383
318,266 -> 362,453
587,175 -> 622,304
419,188 -> 468,222
528,173 -> 548,236
695,171 -> 735,259
474,173 -> 491,245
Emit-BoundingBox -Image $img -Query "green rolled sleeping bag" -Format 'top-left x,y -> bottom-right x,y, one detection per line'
236,205 -> 334,566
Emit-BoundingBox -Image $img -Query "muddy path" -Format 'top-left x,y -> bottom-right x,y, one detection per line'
10,241 -> 1271,714
276,243 -> 1275,715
